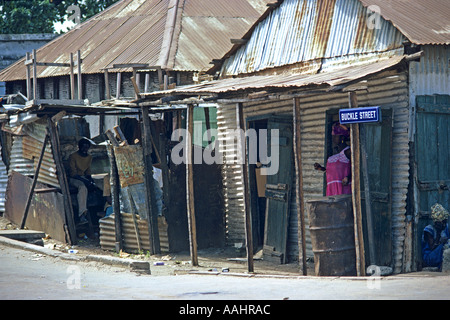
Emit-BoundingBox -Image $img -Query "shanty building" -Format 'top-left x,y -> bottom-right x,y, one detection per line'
0,0 -> 272,251
138,0 -> 449,274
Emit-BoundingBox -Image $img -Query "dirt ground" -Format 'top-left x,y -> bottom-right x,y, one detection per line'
0,215 -> 313,276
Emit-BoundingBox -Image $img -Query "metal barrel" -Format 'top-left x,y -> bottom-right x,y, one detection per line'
306,195 -> 357,276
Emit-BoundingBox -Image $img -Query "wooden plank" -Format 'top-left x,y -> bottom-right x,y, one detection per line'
349,92 -> 366,276
25,52 -> 31,100
20,133 -> 49,229
140,105 -> 160,254
360,124 -> 376,265
32,49 -> 37,100
236,102 -> 254,273
47,117 -> 77,245
186,104 -> 198,266
116,72 -> 121,100
106,144 -> 123,252
113,145 -> 145,188
127,189 -> 142,252
293,97 -> 307,275
70,53 -> 75,100
104,70 -> 111,100
77,50 -> 82,100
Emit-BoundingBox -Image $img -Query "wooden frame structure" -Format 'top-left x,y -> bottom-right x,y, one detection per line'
25,49 -> 84,105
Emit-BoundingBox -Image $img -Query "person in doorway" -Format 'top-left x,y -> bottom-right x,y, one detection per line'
314,123 -> 352,196
422,203 -> 450,271
69,138 -> 95,223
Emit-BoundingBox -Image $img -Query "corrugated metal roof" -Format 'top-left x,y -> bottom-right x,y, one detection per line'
0,0 -> 271,82
143,55 -> 406,96
359,0 -> 450,45
218,0 -> 405,76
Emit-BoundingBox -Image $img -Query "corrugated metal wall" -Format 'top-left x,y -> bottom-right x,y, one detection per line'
216,104 -> 247,246
9,121 -> 60,188
217,69 -> 410,272
0,146 -> 7,212
409,45 -> 450,139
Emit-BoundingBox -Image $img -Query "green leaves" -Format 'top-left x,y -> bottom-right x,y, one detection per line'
0,0 -> 119,34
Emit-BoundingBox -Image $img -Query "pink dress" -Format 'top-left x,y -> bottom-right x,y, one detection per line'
326,147 -> 351,196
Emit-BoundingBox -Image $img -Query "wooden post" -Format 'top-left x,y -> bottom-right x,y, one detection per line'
106,142 -> 122,252
236,102 -> 254,273
47,117 -> 77,245
32,49 -> 37,100
116,72 -> 122,100
204,107 -> 212,147
20,133 -> 50,229
127,189 -> 142,252
360,124 -> 376,266
349,92 -> 366,276
140,105 -> 160,254
25,52 -> 31,100
70,53 -> 75,100
159,133 -> 171,209
144,73 -> 150,93
77,50 -> 82,100
186,104 -> 198,266
293,97 -> 307,275
104,70 -> 111,100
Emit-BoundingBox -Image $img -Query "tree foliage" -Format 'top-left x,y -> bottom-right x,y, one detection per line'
0,0 -> 120,34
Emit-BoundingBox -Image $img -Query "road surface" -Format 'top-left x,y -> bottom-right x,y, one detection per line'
1,244 -> 449,303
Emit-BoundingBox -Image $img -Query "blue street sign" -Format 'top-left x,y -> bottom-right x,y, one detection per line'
339,106 -> 381,124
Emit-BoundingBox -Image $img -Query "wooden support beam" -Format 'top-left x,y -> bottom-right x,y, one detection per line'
131,75 -> 140,100
144,73 -> 150,94
127,189 -> 142,252
70,53 -> 75,100
32,49 -> 37,100
116,72 -> 121,100
236,102 -> 254,273
106,143 -> 123,252
186,104 -> 198,266
140,105 -> 160,254
20,133 -> 50,229
25,52 -> 31,100
360,124 -> 376,266
104,70 -> 111,100
349,92 -> 366,276
230,38 -> 248,44
293,97 -> 307,276
47,117 -> 77,245
77,50 -> 82,100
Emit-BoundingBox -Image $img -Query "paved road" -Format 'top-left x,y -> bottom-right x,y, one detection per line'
1,244 -> 450,303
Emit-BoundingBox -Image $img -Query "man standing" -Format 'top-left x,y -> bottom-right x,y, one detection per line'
69,138 -> 94,223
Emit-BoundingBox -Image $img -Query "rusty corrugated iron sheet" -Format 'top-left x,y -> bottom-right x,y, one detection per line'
143,55 -> 406,96
8,121 -> 60,188
359,0 -> 450,45
100,214 -> 169,253
219,0 -> 405,76
0,0 -> 271,82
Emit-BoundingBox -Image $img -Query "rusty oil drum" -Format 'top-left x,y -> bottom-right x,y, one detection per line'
306,195 -> 357,276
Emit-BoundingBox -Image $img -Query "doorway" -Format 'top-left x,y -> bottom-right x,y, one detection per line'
247,115 -> 294,264
325,108 -> 393,267
415,95 -> 450,268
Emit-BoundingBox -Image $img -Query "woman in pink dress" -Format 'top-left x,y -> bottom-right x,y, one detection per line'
314,123 -> 351,196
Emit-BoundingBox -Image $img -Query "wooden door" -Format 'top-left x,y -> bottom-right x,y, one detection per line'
262,116 -> 294,264
415,95 -> 450,266
360,109 -> 393,267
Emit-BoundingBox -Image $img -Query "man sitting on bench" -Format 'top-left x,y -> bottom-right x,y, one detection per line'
69,138 -> 96,224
